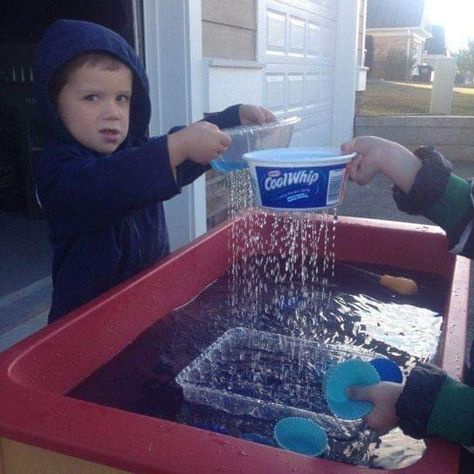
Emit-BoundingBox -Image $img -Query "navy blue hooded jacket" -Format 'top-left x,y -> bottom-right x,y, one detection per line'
33,20 -> 241,322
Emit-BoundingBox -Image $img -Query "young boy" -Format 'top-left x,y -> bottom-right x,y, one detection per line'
34,19 -> 275,323
341,136 -> 474,452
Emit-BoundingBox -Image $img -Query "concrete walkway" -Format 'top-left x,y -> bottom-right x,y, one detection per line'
0,277 -> 50,351
0,211 -> 51,351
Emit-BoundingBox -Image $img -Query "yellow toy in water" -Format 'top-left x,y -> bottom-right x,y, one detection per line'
341,263 -> 418,296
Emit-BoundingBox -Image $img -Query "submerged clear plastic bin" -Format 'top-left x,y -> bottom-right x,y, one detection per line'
176,327 -> 377,439
211,116 -> 301,173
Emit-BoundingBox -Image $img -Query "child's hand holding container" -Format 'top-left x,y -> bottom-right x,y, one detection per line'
211,116 -> 301,173
168,121 -> 232,169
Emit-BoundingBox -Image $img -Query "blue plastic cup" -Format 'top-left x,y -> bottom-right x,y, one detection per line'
274,417 -> 328,456
324,359 -> 380,420
370,358 -> 403,383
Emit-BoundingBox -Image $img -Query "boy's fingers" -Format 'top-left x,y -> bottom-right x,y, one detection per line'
346,385 -> 373,401
219,132 -> 231,147
341,142 -> 353,154
263,108 -> 277,123
253,107 -> 266,125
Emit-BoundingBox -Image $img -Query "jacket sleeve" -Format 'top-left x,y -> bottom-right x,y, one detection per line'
396,363 -> 474,446
38,136 -> 180,236
393,146 -> 474,258
174,104 -> 243,187
202,104 -> 242,130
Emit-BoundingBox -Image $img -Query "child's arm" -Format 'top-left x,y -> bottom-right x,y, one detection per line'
348,364 -> 474,447
171,104 -> 276,187
342,136 -> 474,257
342,136 -> 474,445
36,127 -> 227,237
165,104 -> 275,174
341,136 -> 422,193
37,105 -> 273,233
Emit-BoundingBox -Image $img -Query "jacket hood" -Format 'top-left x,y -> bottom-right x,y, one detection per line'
33,19 -> 151,144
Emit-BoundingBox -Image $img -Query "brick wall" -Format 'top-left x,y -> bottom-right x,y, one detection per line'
206,170 -> 231,229
371,36 -> 409,79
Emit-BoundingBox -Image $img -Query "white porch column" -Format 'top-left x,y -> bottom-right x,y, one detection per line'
332,0 -> 360,145
430,57 -> 457,115
143,0 -> 206,251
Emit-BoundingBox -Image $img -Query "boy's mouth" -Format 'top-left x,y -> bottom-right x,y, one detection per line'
100,128 -> 120,136
100,129 -> 121,142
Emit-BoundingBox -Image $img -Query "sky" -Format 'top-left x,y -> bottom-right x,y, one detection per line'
425,0 -> 474,52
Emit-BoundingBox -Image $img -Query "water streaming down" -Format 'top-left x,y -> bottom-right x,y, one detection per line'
228,168 -> 338,339
210,168 -> 441,467
69,168 -> 447,469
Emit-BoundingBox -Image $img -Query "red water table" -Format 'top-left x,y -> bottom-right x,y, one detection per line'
0,215 -> 469,473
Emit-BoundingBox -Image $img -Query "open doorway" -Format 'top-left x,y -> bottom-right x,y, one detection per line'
0,0 -> 142,349
0,0 -> 141,214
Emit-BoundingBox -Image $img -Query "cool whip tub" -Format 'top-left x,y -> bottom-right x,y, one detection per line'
243,147 -> 357,211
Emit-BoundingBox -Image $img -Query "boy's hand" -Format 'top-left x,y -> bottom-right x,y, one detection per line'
239,104 -> 276,125
168,121 -> 231,169
347,382 -> 403,435
342,136 -> 422,193
342,137 -> 385,185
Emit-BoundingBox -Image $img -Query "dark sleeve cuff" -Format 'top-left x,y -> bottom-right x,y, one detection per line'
392,146 -> 452,215
203,104 -> 242,129
168,125 -> 186,134
176,160 -> 210,187
395,362 -> 447,439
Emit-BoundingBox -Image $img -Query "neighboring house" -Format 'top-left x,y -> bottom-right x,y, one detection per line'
1,0 -> 362,252
365,0 -> 432,80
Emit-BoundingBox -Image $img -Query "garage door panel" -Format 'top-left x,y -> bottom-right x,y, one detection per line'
270,0 -> 336,20
266,6 -> 335,64
264,74 -> 285,112
263,0 -> 337,146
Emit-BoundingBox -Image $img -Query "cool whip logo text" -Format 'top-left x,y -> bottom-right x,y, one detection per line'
263,169 -> 319,191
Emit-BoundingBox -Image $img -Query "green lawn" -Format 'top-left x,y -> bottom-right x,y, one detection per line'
356,80 -> 474,116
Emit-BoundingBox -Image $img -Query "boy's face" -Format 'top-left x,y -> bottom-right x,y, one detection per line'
56,62 -> 133,155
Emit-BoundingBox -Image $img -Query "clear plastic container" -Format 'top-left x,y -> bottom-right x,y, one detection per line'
175,327 -> 377,439
211,116 -> 301,174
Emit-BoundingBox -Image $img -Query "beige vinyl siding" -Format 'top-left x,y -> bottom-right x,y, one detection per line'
203,0 -> 258,229
202,0 -> 256,60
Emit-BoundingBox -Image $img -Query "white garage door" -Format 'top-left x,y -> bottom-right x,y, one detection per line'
261,0 -> 338,146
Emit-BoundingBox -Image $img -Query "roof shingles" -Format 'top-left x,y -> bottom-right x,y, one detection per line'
367,0 -> 429,30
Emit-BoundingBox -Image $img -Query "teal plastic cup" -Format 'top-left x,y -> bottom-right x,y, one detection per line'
274,417 -> 328,456
324,358 -> 381,420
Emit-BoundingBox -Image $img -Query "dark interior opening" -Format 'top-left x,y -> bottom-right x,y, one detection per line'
0,0 -> 140,214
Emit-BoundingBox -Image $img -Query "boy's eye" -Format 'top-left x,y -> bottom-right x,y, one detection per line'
84,94 -> 99,102
117,95 -> 130,103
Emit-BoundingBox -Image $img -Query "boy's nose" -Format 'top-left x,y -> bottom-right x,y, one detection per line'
103,102 -> 121,119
